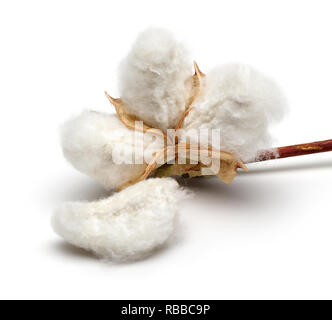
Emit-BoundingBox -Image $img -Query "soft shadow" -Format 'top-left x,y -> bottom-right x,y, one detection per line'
49,233 -> 183,266
50,240 -> 180,266
176,175 -> 292,214
45,176 -> 111,206
242,159 -> 332,176
175,158 -> 331,215
50,241 -> 97,261
178,176 -> 259,202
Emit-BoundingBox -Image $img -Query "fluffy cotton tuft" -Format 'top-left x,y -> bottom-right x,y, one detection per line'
119,27 -> 192,131
61,111 -> 164,190
183,64 -> 287,161
52,178 -> 188,261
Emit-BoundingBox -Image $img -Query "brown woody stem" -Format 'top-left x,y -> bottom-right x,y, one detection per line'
248,139 -> 332,163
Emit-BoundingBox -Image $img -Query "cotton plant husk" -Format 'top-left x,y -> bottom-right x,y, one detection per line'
154,144 -> 247,183
104,92 -> 165,139
106,61 -> 247,190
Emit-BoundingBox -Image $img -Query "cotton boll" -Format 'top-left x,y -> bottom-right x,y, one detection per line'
61,111 -> 164,190
52,178 -> 188,261
183,64 -> 287,162
119,28 -> 192,131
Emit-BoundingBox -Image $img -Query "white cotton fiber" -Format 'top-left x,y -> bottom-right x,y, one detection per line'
183,64 -> 287,162
61,111 -> 164,190
119,27 -> 192,131
52,178 -> 187,261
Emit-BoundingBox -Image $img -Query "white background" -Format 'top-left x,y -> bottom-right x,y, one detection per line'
1,0 -> 332,299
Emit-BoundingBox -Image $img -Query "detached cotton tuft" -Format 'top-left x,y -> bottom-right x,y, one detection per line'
52,178 -> 188,261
